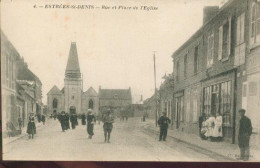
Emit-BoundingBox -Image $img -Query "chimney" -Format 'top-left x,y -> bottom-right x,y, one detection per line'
203,6 -> 219,24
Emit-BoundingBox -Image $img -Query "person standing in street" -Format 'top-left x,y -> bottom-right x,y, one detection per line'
41,114 -> 46,125
237,109 -> 252,161
60,111 -> 67,132
199,113 -> 207,140
102,109 -> 114,143
157,112 -> 171,141
27,112 -> 36,139
70,112 -> 77,129
87,109 -> 96,139
65,112 -> 70,130
81,113 -> 86,125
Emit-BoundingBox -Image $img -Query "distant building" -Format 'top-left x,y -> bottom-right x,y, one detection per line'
99,87 -> 132,116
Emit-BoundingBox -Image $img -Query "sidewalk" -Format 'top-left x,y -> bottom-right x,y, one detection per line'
141,119 -> 260,161
2,120 -> 48,145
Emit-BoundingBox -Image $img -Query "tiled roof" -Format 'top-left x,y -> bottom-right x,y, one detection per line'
99,89 -> 131,100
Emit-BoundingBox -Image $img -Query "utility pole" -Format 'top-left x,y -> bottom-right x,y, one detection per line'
153,51 -> 158,127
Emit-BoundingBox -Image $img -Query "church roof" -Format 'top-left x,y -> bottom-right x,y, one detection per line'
99,88 -> 132,100
65,42 -> 80,73
47,85 -> 61,95
85,87 -> 98,96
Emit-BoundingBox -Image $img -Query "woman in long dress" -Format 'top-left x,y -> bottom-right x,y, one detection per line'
205,114 -> 215,141
27,113 -> 36,139
87,109 -> 96,139
212,113 -> 223,141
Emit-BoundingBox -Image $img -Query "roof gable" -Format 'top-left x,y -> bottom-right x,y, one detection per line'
47,85 -> 61,95
85,87 -> 98,96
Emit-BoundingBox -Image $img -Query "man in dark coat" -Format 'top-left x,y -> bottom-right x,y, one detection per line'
87,109 -> 96,139
158,112 -> 171,141
199,113 -> 207,140
102,109 -> 114,143
81,114 -> 86,125
70,112 -> 77,129
60,111 -> 67,132
237,109 -> 252,161
41,114 -> 46,125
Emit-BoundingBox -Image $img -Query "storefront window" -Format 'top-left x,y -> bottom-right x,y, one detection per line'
203,81 -> 232,126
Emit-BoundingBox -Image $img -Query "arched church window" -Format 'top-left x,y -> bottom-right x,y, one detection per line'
89,99 -> 94,109
53,98 -> 58,108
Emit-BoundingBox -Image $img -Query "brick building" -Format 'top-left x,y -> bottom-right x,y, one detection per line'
172,0 -> 260,143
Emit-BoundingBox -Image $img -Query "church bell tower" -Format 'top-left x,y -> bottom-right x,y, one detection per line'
64,42 -> 82,114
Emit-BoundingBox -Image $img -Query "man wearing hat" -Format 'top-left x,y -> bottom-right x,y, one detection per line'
237,109 -> 252,161
157,111 -> 171,141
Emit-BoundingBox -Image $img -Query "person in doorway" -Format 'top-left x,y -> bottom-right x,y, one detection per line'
27,113 -> 36,139
199,113 -> 207,140
87,109 -> 96,139
212,113 -> 223,141
205,114 -> 215,141
81,113 -> 86,125
18,117 -> 22,131
70,112 -> 77,129
41,114 -> 46,125
102,109 -> 114,143
157,112 -> 171,141
237,109 -> 252,161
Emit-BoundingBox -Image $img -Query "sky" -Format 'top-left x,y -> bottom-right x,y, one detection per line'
1,0 -> 224,104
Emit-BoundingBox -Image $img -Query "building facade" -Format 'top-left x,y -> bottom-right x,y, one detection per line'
99,87 -> 132,116
1,31 -> 43,137
172,0 -> 260,143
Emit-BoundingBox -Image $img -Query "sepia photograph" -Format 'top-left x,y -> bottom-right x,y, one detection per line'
1,0 -> 260,162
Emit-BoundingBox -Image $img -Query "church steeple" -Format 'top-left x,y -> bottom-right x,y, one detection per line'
65,42 -> 81,78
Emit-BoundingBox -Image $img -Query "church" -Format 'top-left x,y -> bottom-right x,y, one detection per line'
47,42 -> 132,116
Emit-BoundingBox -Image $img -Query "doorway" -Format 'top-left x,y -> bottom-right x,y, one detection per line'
70,106 -> 76,114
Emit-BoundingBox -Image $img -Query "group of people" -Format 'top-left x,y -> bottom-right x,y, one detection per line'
199,109 -> 253,161
199,112 -> 223,141
55,108 -> 115,143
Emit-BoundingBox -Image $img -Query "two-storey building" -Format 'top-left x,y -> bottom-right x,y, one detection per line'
172,0 -> 255,143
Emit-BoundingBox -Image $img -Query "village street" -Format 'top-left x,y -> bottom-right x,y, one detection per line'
3,118 -> 234,161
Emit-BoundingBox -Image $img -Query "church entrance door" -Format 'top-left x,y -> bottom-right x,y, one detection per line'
70,106 -> 76,114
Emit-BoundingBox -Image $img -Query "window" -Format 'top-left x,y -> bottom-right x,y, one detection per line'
203,86 -> 212,116
207,33 -> 214,68
203,81 -> 232,126
251,2 -> 260,44
184,54 -> 187,78
249,81 -> 257,96
237,13 -> 245,45
89,99 -> 94,109
71,96 -> 75,100
218,17 -> 232,61
222,21 -> 229,59
52,98 -> 58,108
176,60 -> 180,81
220,81 -> 232,126
243,83 -> 247,97
194,46 -> 199,73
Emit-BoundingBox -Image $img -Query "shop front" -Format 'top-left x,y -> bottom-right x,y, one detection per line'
201,70 -> 236,143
